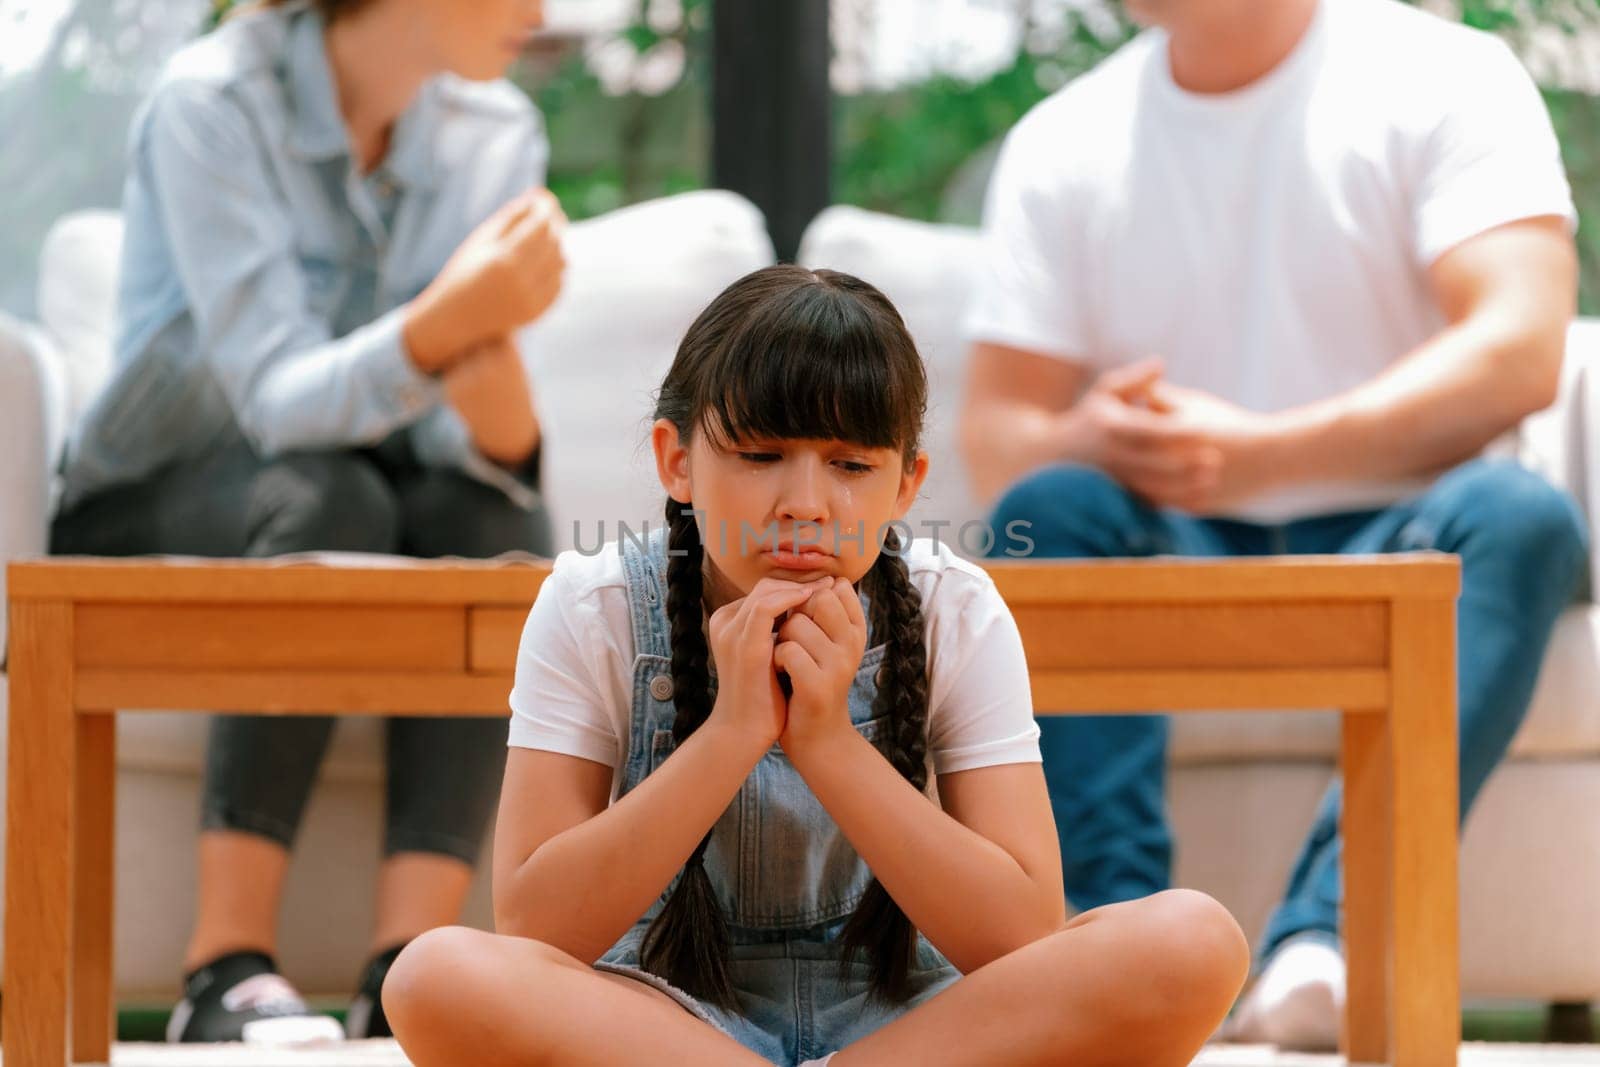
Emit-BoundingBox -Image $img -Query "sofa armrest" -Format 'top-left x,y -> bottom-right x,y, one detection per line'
0,311 -> 69,658
1519,319 -> 1600,598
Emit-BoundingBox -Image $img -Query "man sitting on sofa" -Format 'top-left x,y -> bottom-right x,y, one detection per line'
959,0 -> 1587,1050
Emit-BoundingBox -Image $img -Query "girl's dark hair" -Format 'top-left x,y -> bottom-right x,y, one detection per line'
642,265 -> 931,1008
248,0 -> 371,20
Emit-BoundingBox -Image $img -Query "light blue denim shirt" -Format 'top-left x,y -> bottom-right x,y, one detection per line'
58,0 -> 549,514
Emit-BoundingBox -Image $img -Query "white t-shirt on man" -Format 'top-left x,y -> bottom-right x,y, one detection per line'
964,0 -> 1576,522
508,536 -> 1043,802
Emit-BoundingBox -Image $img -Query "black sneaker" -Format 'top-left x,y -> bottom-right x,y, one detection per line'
167,949 -> 344,1045
344,943 -> 407,1039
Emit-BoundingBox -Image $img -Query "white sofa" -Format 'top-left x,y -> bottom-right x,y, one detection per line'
4,192 -> 1600,1009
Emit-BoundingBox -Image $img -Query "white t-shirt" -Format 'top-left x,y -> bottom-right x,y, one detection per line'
508,537 -> 1043,802
964,0 -> 1576,522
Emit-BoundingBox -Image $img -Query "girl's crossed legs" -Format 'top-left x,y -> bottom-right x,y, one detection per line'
383,889 -> 1248,1067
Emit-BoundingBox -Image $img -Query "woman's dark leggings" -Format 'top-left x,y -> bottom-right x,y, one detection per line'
50,437 -> 551,866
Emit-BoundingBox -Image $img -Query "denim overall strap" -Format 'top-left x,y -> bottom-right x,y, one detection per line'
619,524 -> 673,662
615,525 -> 677,785
613,524 -> 895,930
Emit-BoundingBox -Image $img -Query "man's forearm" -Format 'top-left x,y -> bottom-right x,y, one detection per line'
1271,316 -> 1564,486
961,402 -> 1074,507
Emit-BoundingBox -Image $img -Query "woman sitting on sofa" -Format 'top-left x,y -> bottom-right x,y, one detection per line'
50,0 -> 562,1045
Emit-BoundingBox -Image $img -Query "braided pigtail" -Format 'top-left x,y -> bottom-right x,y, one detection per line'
837,524 -> 931,1002
638,496 -> 738,1009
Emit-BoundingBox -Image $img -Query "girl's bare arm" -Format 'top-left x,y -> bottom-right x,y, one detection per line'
490,723 -> 768,963
776,580 -> 1064,972
495,574 -> 825,961
789,737 -> 1066,974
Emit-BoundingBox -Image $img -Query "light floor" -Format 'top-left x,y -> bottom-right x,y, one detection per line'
38,1041 -> 1600,1066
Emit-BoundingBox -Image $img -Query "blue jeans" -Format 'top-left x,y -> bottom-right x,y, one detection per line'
986,459 -> 1588,960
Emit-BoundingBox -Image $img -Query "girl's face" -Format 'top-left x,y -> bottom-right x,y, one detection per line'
652,421 -> 930,600
412,0 -> 544,81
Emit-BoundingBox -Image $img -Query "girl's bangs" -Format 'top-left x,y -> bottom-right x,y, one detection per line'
695,285 -> 910,453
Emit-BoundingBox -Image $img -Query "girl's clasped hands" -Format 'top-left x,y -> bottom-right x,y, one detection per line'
705,574 -> 869,757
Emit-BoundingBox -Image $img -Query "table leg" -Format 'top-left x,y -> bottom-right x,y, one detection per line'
1389,598 -> 1460,1067
5,602 -> 75,1067
1342,711 -> 1392,1065
72,713 -> 116,1063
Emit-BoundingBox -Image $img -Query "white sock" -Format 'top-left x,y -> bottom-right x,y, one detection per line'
1225,934 -> 1344,1052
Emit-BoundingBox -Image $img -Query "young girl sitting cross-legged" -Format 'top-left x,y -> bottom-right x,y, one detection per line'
380,265 -> 1250,1066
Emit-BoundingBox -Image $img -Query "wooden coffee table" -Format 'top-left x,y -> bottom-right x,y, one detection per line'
4,552 -> 1459,1066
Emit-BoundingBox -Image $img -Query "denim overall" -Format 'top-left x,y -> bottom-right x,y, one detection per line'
593,529 -> 961,1065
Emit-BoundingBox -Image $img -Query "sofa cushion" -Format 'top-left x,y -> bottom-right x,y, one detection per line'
0,312 -> 69,656
37,209 -> 122,427
524,190 -> 776,552
1522,319 -> 1600,591
797,206 -> 989,540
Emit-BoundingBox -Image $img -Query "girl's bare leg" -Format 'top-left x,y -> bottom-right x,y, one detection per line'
834,889 -> 1250,1067
382,926 -> 769,1067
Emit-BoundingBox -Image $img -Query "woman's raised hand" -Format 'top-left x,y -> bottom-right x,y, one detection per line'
775,577 -> 869,754
706,576 -> 832,751
486,188 -> 567,325
404,188 -> 567,374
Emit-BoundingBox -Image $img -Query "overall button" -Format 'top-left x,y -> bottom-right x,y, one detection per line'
875,665 -> 888,687
649,674 -> 675,701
